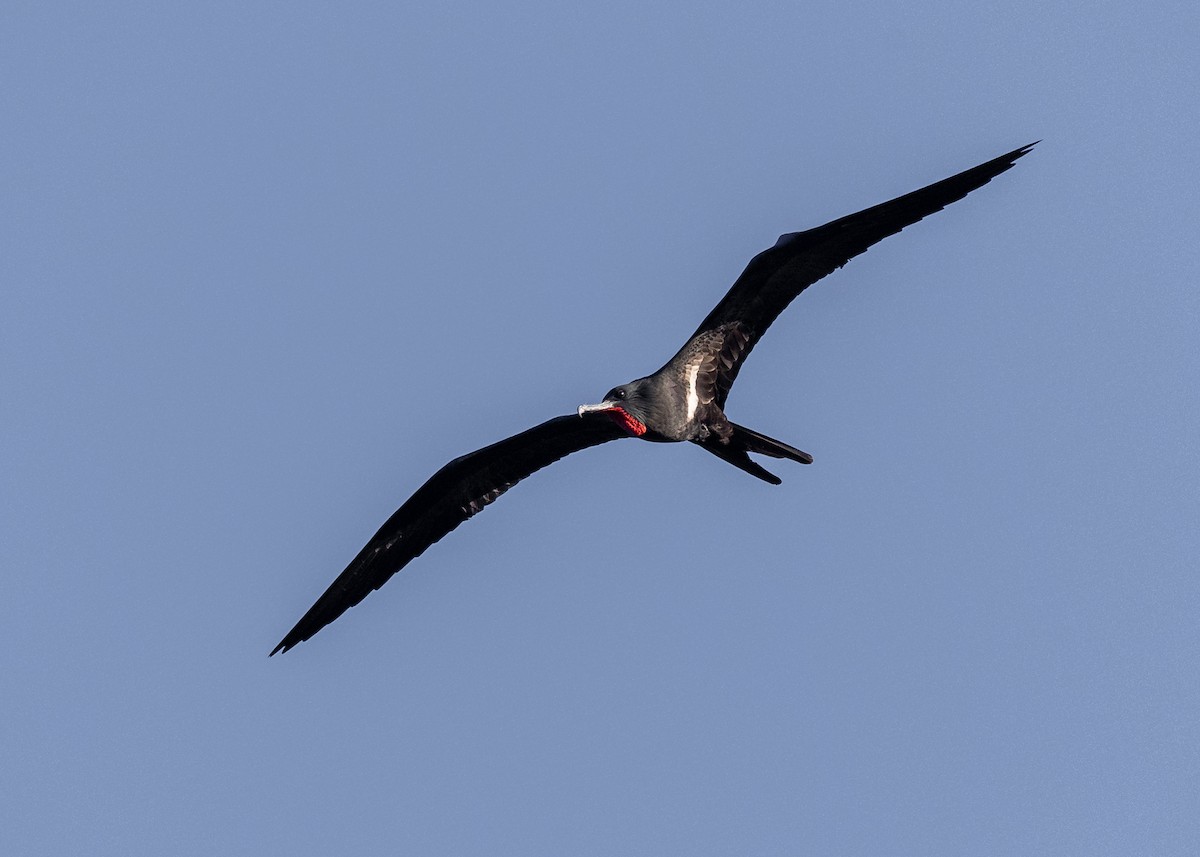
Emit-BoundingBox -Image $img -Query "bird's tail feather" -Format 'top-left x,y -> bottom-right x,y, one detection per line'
729,423 -> 814,465
699,423 -> 812,485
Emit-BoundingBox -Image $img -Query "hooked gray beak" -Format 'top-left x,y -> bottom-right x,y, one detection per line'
577,400 -> 620,417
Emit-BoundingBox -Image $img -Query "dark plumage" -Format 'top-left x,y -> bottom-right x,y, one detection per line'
271,142 -> 1036,655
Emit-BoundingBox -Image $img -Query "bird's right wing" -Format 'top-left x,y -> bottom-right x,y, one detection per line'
271,413 -> 629,654
680,142 -> 1037,405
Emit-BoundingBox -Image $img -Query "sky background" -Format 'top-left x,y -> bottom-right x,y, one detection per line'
3,2 -> 1197,855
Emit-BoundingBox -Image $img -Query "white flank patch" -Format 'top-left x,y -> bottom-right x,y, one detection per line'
685,362 -> 700,421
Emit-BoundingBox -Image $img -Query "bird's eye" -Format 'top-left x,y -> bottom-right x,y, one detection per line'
614,389 -> 626,399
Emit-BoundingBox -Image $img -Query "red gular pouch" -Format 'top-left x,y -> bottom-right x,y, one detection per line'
606,406 -> 647,437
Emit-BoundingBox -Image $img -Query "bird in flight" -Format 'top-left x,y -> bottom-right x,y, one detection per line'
271,142 -> 1036,655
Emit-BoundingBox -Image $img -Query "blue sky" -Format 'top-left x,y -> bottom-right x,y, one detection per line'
3,2 -> 1197,854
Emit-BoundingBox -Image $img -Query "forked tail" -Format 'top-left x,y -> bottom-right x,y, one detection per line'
732,422 -> 813,465
699,422 -> 813,485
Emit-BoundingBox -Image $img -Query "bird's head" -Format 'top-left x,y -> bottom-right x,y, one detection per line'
577,379 -> 652,436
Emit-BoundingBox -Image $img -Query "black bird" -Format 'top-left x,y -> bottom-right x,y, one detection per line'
271,142 -> 1036,655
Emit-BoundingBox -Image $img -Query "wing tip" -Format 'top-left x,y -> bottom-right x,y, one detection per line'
996,140 -> 1040,169
270,620 -> 314,657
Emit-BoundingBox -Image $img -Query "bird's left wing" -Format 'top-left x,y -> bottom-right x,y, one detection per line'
679,142 -> 1037,406
271,413 -> 629,654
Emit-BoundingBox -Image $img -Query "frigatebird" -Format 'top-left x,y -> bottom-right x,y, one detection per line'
271,142 -> 1035,655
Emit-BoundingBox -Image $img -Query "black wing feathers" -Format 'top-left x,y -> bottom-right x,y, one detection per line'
271,415 -> 627,655
690,142 -> 1037,404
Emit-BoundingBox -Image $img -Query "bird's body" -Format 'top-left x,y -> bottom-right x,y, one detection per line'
272,142 -> 1036,655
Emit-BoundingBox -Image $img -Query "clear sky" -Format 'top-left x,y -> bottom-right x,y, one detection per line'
3,2 -> 1197,855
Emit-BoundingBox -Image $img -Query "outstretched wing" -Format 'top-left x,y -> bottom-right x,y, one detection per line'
271,414 -> 628,654
682,142 -> 1037,405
